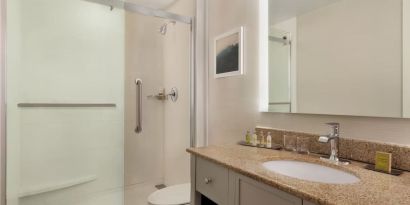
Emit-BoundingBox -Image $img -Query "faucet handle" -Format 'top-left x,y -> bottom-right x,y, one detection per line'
318,135 -> 330,143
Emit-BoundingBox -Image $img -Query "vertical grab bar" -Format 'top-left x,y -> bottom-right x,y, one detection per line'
135,79 -> 142,133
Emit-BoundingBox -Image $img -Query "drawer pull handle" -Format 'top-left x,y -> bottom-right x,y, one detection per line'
204,177 -> 213,184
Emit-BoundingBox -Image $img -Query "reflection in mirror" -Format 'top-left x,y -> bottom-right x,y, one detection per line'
268,29 -> 291,112
266,0 -> 407,118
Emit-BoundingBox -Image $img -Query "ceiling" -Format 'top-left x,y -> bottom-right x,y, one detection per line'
269,0 -> 341,24
126,0 -> 178,9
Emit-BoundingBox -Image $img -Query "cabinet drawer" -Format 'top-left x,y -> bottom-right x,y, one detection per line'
196,157 -> 229,204
233,172 -> 302,205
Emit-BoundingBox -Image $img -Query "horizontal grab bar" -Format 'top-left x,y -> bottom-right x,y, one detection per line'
17,103 -> 116,108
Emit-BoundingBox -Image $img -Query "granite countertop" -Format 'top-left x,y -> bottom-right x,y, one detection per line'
187,144 -> 410,205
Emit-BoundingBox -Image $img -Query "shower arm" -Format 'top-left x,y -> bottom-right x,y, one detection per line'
83,0 -> 192,24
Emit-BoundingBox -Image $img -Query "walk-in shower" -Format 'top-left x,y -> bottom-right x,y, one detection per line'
3,0 -> 196,204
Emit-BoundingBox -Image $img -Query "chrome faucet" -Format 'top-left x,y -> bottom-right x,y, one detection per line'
318,123 -> 348,165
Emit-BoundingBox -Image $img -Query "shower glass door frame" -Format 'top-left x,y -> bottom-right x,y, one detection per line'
82,0 -> 197,147
0,0 -> 198,204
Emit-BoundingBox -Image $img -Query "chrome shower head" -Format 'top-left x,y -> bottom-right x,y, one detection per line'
159,21 -> 176,35
159,24 -> 168,35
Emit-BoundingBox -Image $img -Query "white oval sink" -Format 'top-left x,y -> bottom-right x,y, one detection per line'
262,160 -> 360,184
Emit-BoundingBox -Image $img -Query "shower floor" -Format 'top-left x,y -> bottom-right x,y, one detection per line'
125,181 -> 159,205
36,181 -> 159,205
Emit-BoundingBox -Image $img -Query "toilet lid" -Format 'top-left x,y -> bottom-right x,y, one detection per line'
148,183 -> 190,205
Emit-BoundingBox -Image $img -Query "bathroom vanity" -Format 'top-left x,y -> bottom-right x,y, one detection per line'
192,156 -> 313,205
187,145 -> 410,205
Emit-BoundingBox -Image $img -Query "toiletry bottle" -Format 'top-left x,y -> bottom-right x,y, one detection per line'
266,132 -> 272,148
255,130 -> 261,146
245,130 -> 251,144
251,131 -> 258,146
260,131 -> 265,146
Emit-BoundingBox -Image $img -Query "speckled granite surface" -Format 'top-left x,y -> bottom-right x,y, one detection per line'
187,145 -> 410,205
256,127 -> 410,171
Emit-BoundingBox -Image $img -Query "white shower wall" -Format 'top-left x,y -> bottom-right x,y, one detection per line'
124,0 -> 193,197
163,0 -> 193,186
124,12 -> 165,188
6,0 -> 125,204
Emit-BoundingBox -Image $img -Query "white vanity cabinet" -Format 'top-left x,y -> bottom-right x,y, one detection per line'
195,157 -> 229,204
191,156 -> 317,205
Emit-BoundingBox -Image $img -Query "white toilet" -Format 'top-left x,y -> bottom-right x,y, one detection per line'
147,183 -> 191,205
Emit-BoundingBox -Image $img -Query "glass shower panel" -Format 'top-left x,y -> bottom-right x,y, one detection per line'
124,8 -> 191,204
121,1 -> 194,204
124,12 -> 166,203
6,0 -> 125,204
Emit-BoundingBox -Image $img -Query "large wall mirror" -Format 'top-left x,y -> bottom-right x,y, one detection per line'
264,0 -> 410,118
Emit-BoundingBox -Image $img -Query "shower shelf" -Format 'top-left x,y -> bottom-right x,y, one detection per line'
19,175 -> 97,198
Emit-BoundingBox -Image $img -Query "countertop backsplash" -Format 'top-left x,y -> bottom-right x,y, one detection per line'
255,127 -> 410,171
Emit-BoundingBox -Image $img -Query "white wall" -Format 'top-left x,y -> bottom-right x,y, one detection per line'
296,0 -> 402,118
195,0 -> 208,147
207,0 -> 410,146
6,1 -> 125,205
0,0 -> 5,203
163,0 -> 193,186
124,0 -> 193,195
207,0 -> 260,145
124,10 -> 165,191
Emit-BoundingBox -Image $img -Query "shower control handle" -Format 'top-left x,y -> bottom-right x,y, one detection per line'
135,79 -> 142,133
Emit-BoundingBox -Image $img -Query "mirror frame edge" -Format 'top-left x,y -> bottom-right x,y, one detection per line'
259,0 -> 269,112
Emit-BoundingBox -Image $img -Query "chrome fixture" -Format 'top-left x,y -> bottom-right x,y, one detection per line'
168,87 -> 178,102
147,87 -> 178,102
318,123 -> 349,165
147,88 -> 167,100
269,35 -> 291,46
135,79 -> 142,133
159,21 -> 176,35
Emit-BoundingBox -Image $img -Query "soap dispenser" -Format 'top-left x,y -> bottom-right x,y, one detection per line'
245,130 -> 251,144
266,132 -> 272,148
259,130 -> 265,146
251,131 -> 258,146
